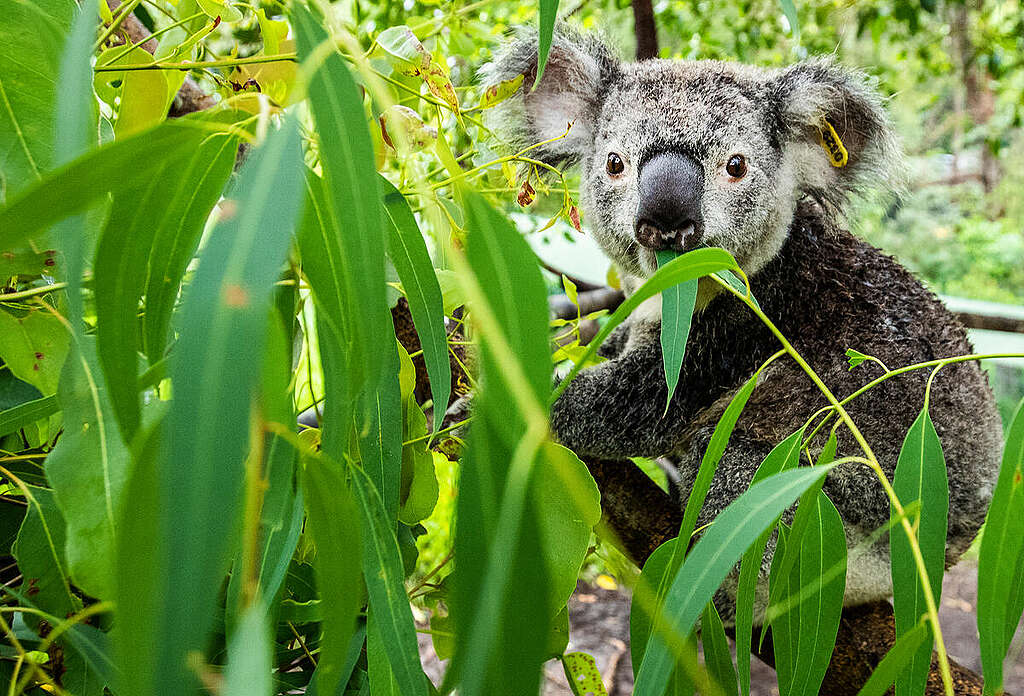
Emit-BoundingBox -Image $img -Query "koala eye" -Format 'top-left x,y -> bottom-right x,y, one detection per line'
606,152 -> 625,177
726,154 -> 747,179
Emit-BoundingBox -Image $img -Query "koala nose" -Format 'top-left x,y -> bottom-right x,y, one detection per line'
634,150 -> 705,253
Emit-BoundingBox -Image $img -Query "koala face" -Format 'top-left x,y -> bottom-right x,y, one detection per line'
484,26 -> 900,279
580,61 -> 799,277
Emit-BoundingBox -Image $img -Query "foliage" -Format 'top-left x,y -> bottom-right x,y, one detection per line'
0,0 -> 1022,695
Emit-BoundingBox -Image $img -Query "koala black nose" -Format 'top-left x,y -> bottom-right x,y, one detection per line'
634,151 -> 705,253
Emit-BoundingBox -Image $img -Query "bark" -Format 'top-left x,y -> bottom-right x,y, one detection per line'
632,0 -> 659,60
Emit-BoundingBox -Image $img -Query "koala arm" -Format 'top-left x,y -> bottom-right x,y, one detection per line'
551,334 -> 694,458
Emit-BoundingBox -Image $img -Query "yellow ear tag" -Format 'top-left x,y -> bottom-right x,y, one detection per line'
819,120 -> 849,168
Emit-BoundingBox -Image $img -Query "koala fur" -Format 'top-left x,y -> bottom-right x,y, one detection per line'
485,26 -> 1003,624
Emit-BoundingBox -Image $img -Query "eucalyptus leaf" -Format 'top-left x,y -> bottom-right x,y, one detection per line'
116,119 -> 305,696
890,406 -> 948,696
978,396 -> 1024,693
655,249 -> 698,410
633,464 -> 834,696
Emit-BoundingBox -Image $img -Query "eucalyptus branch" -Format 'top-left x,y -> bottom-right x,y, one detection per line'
803,351 -> 1024,452
93,52 -> 298,72
710,272 -> 957,695
94,0 -> 144,51
0,282 -> 67,303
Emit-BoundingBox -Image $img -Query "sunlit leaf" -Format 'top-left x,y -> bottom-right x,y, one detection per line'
0,308 -> 70,396
476,74 -> 525,110
380,105 -> 438,151
562,652 -> 608,696
116,119 -> 305,696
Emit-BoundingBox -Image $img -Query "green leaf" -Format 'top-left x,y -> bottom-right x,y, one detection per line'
349,464 -> 429,696
532,443 -> 602,614
890,406 -> 948,696
142,129 -> 238,364
0,395 -> 58,440
380,176 -> 451,432
633,464 -> 834,696
702,601 -> 738,696
678,372 -> 759,567
630,539 -> 696,696
713,270 -> 760,309
12,486 -> 79,623
734,427 -> 807,693
770,491 -> 846,696
0,248 -> 58,278
224,603 -> 273,696
301,455 -> 362,696
562,652 -> 608,696
448,191 -> 554,696
398,413 -> 440,525
534,0 -> 560,88
45,337 -> 130,600
655,250 -> 698,409
50,0 -> 99,332
0,0 -> 75,197
97,123 -> 239,435
856,621 -> 930,696
367,611 -> 402,696
551,247 -> 738,405
0,120 -> 216,244
978,396 -> 1024,694
764,432 -> 837,622
293,4 -> 389,412
376,26 -> 433,72
778,0 -> 801,38
0,308 -> 70,396
115,119 -> 305,696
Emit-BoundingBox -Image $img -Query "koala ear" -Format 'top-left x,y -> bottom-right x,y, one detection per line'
482,25 -> 619,167
770,57 -> 904,207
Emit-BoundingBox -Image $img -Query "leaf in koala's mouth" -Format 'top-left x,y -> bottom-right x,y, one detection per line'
656,249 -> 698,412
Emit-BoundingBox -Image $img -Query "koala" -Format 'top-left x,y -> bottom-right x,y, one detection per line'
484,26 -> 1003,624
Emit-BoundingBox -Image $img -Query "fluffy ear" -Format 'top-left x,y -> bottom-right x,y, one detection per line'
482,25 -> 619,167
769,57 -> 904,209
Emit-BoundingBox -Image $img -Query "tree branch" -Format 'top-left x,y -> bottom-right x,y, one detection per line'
632,0 -> 659,60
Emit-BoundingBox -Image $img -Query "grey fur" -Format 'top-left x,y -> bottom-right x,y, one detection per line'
486,27 -> 1001,623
